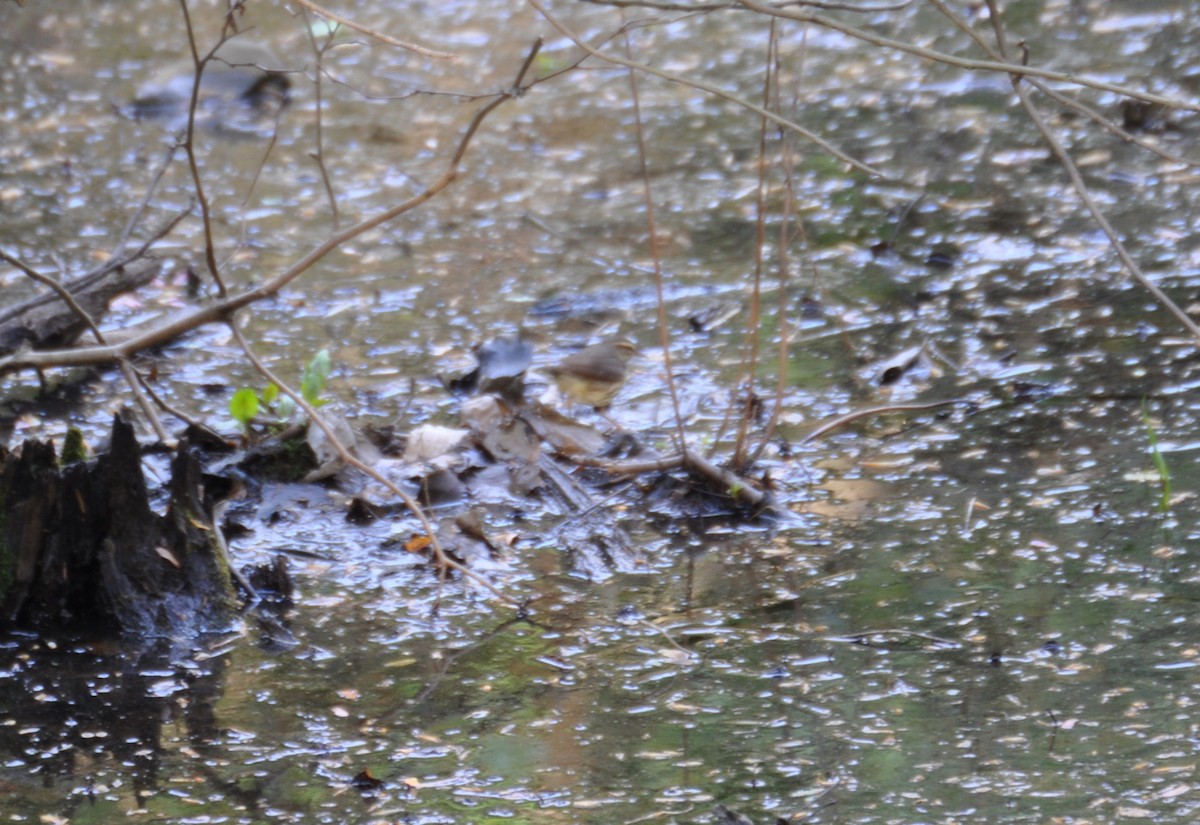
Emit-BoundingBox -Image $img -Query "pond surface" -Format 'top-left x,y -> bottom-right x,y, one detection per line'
3,0 -> 1200,822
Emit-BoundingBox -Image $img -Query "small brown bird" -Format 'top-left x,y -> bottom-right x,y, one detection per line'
545,337 -> 636,410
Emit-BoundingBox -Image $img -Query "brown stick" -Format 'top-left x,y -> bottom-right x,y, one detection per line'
622,21 -> 687,455
569,450 -> 773,511
178,0 -> 229,297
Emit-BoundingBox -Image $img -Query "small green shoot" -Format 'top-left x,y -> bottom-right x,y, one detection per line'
229,349 -> 331,435
230,387 -> 260,433
301,348 -> 331,408
259,381 -> 296,421
1141,401 -> 1171,514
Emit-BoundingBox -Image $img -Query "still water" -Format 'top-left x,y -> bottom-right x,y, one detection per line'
2,0 -> 1199,822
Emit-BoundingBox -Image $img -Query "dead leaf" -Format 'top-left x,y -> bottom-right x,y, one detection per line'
187,515 -> 212,531
404,535 -> 433,554
404,424 -> 469,463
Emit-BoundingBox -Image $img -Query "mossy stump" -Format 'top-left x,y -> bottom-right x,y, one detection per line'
0,414 -> 238,638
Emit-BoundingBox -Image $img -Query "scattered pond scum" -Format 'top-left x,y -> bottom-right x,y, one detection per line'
2,0 -> 1200,822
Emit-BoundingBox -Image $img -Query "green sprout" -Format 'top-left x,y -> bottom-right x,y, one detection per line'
1141,401 -> 1171,515
230,349 -> 332,436
230,387 -> 260,434
300,348 -> 331,408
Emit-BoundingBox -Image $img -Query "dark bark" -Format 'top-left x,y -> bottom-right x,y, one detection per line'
0,413 -> 237,637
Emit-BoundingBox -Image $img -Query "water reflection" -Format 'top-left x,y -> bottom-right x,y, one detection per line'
0,637 -> 235,812
4,0 -> 1200,822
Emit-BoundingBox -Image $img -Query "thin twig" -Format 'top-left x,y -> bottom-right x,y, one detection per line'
526,0 -> 888,179
0,249 -> 170,442
570,449 -> 773,510
746,24 -> 797,469
287,0 -> 458,60
112,203 -> 194,273
622,20 -> 687,456
980,0 -> 1200,344
212,499 -> 260,601
925,0 -> 1199,170
239,89 -> 286,216
178,0 -> 230,297
737,0 -> 1200,113
799,398 -> 965,444
303,10 -> 340,230
133,368 -> 214,433
113,142 -> 181,258
0,251 -> 107,343
117,359 -> 170,443
579,0 -> 914,12
832,627 -> 961,647
731,21 -> 777,471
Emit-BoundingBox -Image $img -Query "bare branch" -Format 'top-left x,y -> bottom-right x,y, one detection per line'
622,21 -> 688,455
578,0 -> 914,11
925,0 -> 1197,169
0,40 -> 543,377
302,10 -> 341,230
287,0 -> 458,60
737,0 -> 1200,112
0,251 -> 107,345
526,0 -> 890,179
977,1 -> 1200,344
0,250 -> 170,442
800,398 -> 966,444
178,0 -> 230,297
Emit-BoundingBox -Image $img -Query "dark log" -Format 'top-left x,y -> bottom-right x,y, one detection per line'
0,413 -> 238,637
0,257 -> 161,356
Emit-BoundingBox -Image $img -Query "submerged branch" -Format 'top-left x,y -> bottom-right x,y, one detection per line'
573,450 -> 775,512
800,398 -> 966,444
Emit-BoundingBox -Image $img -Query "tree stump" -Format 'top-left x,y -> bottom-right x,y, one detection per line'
0,414 -> 238,637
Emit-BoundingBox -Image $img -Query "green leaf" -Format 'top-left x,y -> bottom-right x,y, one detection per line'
1141,400 -> 1171,514
301,348 -> 331,407
230,387 -> 260,427
261,383 -> 280,405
